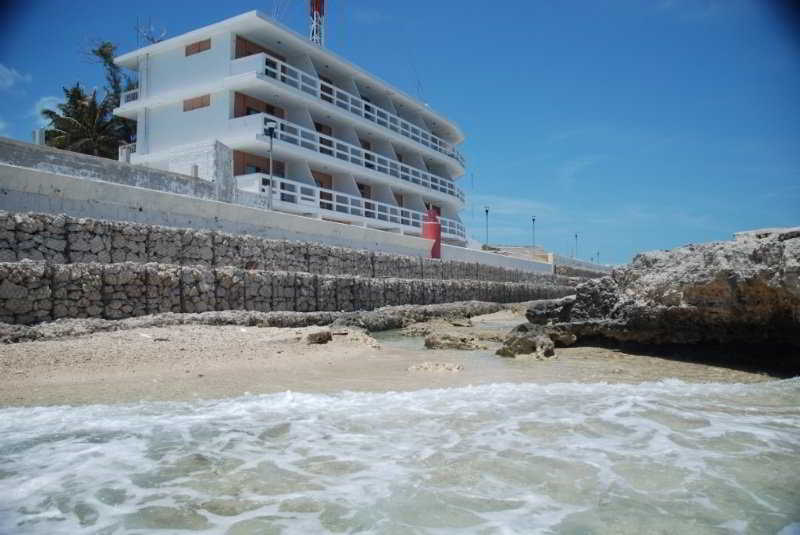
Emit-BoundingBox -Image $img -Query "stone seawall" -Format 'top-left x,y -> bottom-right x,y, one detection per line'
0,211 -> 564,284
0,261 -> 573,325
554,264 -> 610,279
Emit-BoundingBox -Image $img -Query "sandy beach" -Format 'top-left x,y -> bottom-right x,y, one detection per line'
0,310 -> 775,407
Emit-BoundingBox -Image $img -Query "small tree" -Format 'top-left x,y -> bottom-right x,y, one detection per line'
41,84 -> 121,158
42,41 -> 139,157
89,41 -> 137,145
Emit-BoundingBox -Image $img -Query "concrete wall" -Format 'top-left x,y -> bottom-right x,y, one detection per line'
146,90 -> 231,154
0,261 -> 573,325
145,32 -> 232,98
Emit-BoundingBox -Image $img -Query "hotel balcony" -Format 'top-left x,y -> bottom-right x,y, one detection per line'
119,52 -> 465,173
223,112 -> 465,206
231,53 -> 464,168
235,172 -> 466,243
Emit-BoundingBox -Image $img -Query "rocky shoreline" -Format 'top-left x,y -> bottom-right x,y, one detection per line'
496,227 -> 800,373
0,300 -> 508,344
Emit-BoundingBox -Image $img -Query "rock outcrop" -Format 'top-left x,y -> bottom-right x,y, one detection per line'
424,333 -> 487,350
520,227 -> 800,349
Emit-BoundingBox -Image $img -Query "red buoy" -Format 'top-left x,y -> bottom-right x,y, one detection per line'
422,209 -> 442,259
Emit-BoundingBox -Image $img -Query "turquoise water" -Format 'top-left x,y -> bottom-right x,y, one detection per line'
1,379 -> 799,534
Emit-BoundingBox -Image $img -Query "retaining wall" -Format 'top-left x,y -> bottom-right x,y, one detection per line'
0,211 -> 560,284
0,261 -> 572,325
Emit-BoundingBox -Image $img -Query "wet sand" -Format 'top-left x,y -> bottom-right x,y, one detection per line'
0,310 -> 776,407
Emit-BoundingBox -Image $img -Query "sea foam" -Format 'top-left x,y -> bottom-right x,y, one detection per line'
1,379 -> 798,533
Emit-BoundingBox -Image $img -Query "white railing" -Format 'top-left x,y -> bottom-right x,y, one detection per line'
236,173 -> 466,240
231,53 -> 465,167
118,142 -> 137,163
121,89 -> 139,104
239,113 -> 465,203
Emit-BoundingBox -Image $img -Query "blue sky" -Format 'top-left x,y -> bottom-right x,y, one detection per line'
1,0 -> 798,264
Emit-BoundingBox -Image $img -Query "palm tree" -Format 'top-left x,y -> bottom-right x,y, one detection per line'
41,84 -> 121,158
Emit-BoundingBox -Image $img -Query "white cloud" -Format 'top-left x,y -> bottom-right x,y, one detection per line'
0,64 -> 32,90
30,96 -> 62,128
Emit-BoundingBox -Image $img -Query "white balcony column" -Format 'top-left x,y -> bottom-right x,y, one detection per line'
286,161 -> 316,185
285,106 -> 315,130
288,53 -> 319,78
136,108 -> 149,154
403,192 -> 428,213
332,172 -> 360,196
339,77 -> 362,98
426,160 -> 453,180
370,138 -> 398,160
331,122 -> 361,147
399,150 -> 428,172
370,183 -> 399,206
372,94 -> 398,115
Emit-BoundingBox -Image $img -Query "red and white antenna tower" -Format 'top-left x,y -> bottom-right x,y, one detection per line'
310,0 -> 325,47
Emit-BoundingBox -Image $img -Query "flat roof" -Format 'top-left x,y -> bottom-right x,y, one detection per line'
115,10 -> 464,143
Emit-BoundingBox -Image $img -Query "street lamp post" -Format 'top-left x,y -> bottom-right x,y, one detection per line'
531,216 -> 536,258
265,120 -> 278,211
484,206 -> 490,246
574,232 -> 578,259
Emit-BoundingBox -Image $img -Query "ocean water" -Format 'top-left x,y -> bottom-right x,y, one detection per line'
1,379 -> 799,534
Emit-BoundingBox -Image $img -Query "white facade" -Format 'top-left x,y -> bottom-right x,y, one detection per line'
113,11 -> 467,244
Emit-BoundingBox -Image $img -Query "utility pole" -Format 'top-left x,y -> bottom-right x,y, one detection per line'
484,206 -> 490,246
574,232 -> 578,259
531,216 -> 536,259
265,120 -> 277,210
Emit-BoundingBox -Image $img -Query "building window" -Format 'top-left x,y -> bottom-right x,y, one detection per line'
185,39 -> 211,56
183,94 -> 210,112
245,107 -> 261,116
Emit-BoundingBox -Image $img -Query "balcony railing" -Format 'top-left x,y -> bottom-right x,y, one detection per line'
236,173 -> 466,241
121,89 -> 139,104
231,53 -> 465,167
240,114 -> 465,203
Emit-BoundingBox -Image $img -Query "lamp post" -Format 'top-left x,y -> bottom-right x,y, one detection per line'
484,206 -> 490,246
265,120 -> 278,210
574,232 -> 578,259
531,216 -> 536,258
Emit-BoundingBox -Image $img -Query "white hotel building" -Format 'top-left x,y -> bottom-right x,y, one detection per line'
113,11 -> 467,245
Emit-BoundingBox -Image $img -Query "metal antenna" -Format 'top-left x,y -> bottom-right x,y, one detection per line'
310,0 -> 326,46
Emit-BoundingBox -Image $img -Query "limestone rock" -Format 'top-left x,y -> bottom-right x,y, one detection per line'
496,330 -> 555,359
526,227 -> 800,349
526,295 -> 575,324
423,332 -> 486,350
306,328 -> 332,344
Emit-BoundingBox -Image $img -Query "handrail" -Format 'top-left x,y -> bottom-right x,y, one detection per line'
236,173 -> 466,239
121,89 -> 139,104
250,113 -> 465,203
252,53 -> 466,167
